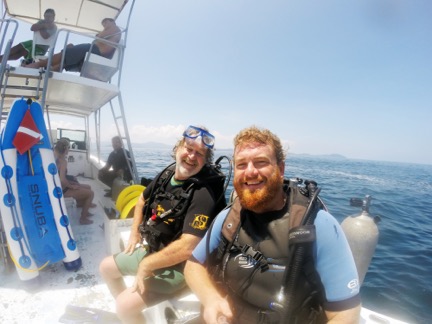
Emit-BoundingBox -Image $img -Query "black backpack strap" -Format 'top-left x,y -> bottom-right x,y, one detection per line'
274,181 -> 324,321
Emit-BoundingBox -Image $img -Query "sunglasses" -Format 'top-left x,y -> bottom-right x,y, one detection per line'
183,125 -> 215,149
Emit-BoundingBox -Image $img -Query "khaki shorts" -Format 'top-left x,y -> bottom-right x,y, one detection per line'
114,247 -> 186,295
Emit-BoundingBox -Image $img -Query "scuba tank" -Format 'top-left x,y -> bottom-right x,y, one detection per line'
341,195 -> 380,285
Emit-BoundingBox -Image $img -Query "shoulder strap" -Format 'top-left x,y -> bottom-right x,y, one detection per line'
142,163 -> 175,222
156,164 -> 175,187
221,198 -> 242,242
288,186 -> 310,229
280,182 -> 323,320
205,200 -> 239,272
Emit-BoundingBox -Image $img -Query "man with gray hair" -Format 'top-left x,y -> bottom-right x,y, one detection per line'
100,125 -> 226,323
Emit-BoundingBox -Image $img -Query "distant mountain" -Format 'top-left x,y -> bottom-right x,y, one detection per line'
132,142 -> 172,149
292,153 -> 347,160
100,141 -> 172,149
102,141 -> 347,160
133,143 -> 234,151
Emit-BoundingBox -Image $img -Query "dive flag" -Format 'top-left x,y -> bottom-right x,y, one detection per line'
12,109 -> 43,155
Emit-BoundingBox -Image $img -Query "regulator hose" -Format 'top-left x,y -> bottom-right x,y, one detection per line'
272,181 -> 321,323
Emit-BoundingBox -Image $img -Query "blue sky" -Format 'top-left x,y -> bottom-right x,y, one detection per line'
6,1 -> 432,165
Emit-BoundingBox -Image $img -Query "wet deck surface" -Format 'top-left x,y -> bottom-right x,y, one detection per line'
0,177 -> 121,323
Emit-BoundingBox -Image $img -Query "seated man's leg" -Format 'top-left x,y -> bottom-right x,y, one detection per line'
63,43 -> 92,71
98,169 -> 117,188
100,247 -> 146,321
116,287 -> 147,323
111,248 -> 186,322
99,251 -> 139,298
0,42 -> 29,61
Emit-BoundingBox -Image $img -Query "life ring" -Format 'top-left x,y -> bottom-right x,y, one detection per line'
120,196 -> 140,219
116,190 -> 142,213
115,184 -> 145,211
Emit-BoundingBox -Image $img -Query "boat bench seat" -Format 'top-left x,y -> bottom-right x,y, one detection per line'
31,30 -> 55,62
64,197 -> 77,218
80,46 -> 121,82
119,230 -> 131,251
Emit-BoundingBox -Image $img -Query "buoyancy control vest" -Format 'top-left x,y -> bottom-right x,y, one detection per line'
209,179 -> 327,324
140,162 -> 227,253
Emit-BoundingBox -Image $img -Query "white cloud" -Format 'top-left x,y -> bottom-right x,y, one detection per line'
125,123 -> 234,149
129,124 -> 184,145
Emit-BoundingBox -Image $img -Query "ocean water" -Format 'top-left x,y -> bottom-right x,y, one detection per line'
103,146 -> 432,323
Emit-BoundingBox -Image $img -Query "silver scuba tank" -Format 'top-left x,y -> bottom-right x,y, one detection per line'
341,195 -> 380,285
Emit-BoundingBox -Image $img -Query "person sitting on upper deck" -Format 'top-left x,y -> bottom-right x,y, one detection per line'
25,17 -> 121,72
0,8 -> 57,64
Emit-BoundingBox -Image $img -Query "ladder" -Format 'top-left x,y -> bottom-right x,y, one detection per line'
0,216 -> 11,269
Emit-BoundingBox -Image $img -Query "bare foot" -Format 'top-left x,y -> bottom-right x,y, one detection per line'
24,62 -> 41,69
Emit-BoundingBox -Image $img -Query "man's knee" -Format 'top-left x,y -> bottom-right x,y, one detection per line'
115,289 -> 146,321
99,255 -> 118,278
99,256 -> 110,276
98,169 -> 115,187
98,169 -> 106,180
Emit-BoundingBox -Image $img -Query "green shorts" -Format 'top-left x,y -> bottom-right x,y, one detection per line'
20,40 -> 48,59
114,247 -> 186,295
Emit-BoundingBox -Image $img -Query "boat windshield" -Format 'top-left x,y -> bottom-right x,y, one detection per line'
57,128 -> 87,151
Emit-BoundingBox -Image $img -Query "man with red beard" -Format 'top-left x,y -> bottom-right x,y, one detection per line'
100,125 -> 226,323
184,126 -> 361,324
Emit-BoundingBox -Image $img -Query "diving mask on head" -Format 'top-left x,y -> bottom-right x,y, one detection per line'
183,125 -> 215,149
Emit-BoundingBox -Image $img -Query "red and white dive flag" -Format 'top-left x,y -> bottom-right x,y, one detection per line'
12,109 -> 43,155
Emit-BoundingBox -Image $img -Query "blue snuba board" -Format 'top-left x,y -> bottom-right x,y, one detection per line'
1,99 -> 65,267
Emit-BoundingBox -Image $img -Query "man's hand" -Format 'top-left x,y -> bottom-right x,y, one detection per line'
132,262 -> 153,295
31,20 -> 55,39
185,260 -> 233,323
124,230 -> 141,255
202,296 -> 233,324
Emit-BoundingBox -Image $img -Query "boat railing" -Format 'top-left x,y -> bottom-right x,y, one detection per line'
41,28 -> 126,83
80,38 -> 124,82
0,18 -> 19,57
0,19 -> 18,120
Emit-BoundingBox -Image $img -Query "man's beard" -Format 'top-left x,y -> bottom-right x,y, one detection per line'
234,168 -> 283,213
